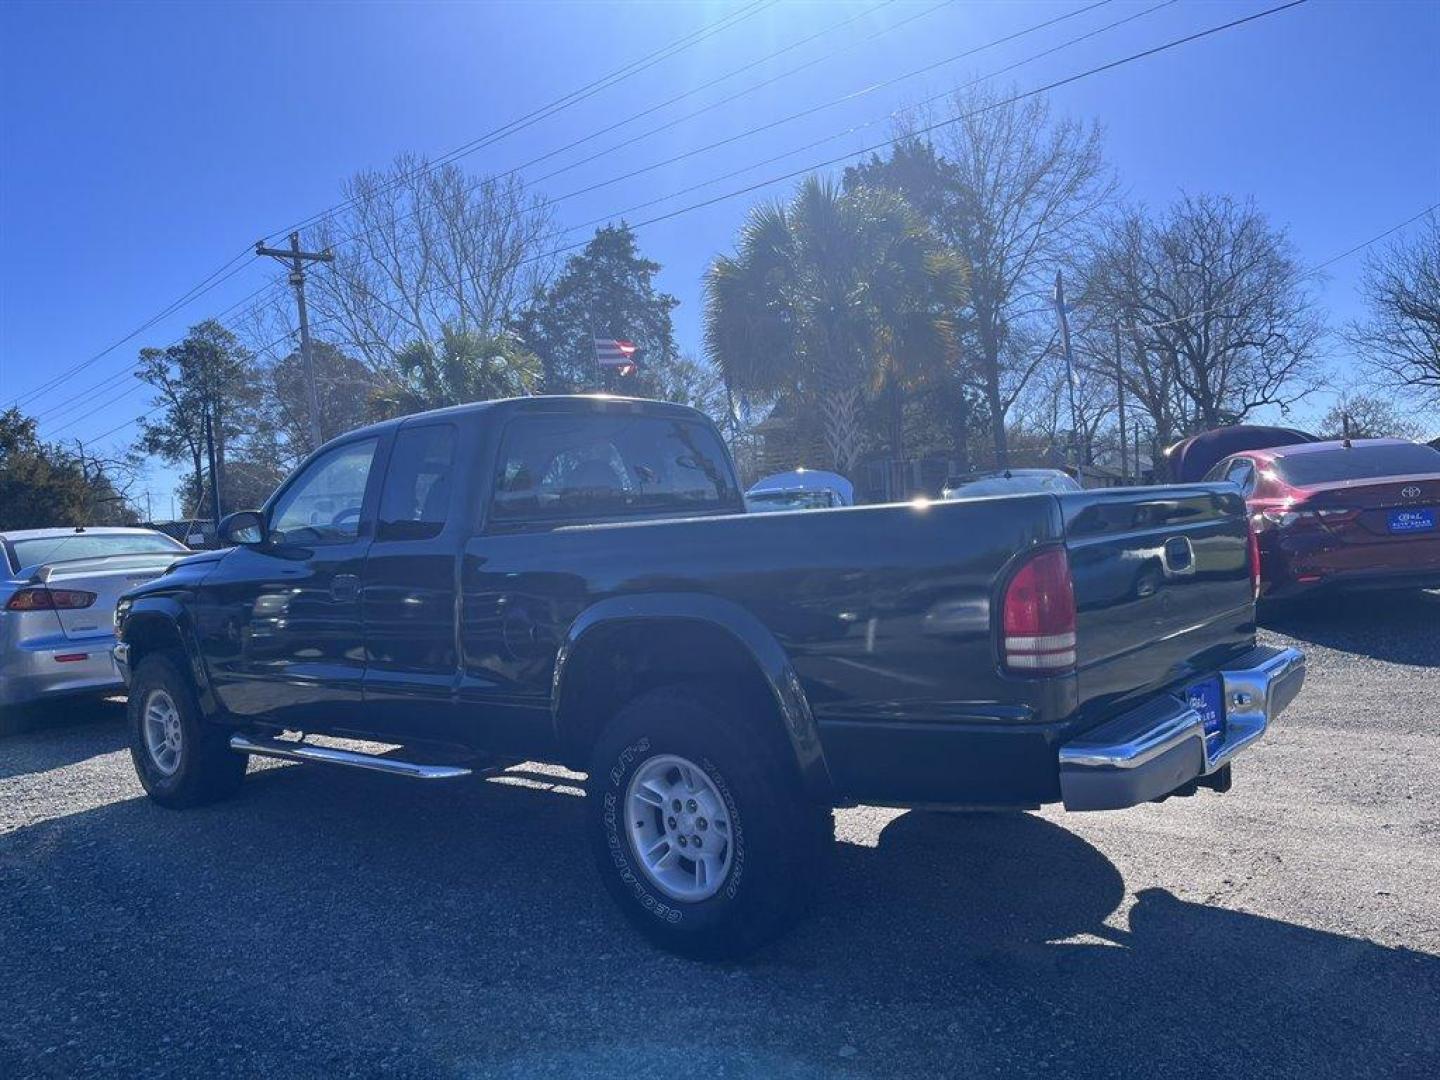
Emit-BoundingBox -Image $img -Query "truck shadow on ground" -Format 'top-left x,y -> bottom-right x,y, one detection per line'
1259,588 -> 1440,665
3,756 -> 1436,1079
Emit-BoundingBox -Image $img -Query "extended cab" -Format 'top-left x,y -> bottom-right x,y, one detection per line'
115,396 -> 1305,957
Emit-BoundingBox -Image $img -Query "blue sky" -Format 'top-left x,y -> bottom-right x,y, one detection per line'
2,0 -> 1437,510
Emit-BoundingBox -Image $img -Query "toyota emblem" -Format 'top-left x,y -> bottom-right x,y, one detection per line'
1401,485 -> 1422,499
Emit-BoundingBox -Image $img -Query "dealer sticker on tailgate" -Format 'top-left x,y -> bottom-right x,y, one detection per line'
1388,508 -> 1435,533
1186,677 -> 1225,753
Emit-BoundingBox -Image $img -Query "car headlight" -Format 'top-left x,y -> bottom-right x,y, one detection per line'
114,597 -> 132,631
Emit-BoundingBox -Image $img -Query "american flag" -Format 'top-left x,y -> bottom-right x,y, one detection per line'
593,337 -> 638,373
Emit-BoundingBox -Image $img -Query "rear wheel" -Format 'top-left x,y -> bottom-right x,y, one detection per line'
587,683 -> 833,959
128,652 -> 247,808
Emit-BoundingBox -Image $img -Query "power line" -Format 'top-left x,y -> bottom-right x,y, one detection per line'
314,0 -> 1092,260
394,0 -> 1314,310
32,269 -> 293,425
1309,203 -> 1438,272
66,0 -> 1314,453
21,0 -> 777,415
317,0 -> 958,254
261,0 -> 780,244
290,0 -> 1138,329
11,253 -> 256,410
62,321 -> 323,445
1133,200 -> 1438,334
31,0 -> 947,428
542,0 -> 1162,218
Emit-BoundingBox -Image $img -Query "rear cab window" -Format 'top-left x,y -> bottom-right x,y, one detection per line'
1274,444 -> 1440,486
489,412 -> 740,528
378,425 -> 456,541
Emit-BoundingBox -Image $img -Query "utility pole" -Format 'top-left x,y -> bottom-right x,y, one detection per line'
257,232 -> 333,452
1114,324 -> 1128,484
74,440 -> 90,522
203,403 -> 222,535
1053,270 -> 1082,467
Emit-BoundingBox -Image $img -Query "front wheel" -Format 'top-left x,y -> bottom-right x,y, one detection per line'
128,651 -> 247,808
587,684 -> 833,959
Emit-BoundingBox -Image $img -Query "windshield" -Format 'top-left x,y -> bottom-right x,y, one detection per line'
746,490 -> 835,512
8,531 -> 185,571
1274,444 -> 1440,486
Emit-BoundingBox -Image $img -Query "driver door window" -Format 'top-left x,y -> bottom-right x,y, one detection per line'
270,438 -> 379,544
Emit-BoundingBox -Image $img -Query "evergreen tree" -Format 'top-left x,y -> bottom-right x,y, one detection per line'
519,224 -> 680,395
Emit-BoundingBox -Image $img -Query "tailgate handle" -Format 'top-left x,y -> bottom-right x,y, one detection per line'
1162,536 -> 1194,574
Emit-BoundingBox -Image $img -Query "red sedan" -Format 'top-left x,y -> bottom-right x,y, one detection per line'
1202,438 -> 1440,600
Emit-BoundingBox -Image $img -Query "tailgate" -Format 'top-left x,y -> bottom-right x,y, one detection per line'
1060,484 -> 1254,719
37,554 -> 180,640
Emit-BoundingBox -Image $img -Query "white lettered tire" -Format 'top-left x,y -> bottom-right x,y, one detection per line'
587,683 -> 833,959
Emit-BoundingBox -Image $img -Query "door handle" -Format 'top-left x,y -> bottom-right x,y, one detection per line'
330,574 -> 361,602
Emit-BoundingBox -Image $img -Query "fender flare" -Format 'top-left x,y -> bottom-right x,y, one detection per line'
552,593 -> 833,800
123,596 -> 222,720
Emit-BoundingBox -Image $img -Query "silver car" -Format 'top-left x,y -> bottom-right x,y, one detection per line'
0,527 -> 188,710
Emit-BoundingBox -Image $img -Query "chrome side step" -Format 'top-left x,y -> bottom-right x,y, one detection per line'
229,733 -> 473,780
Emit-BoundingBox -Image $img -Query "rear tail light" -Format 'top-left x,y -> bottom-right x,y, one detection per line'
1002,546 -> 1076,674
1247,521 -> 1261,600
1260,509 -> 1311,529
1260,507 -> 1356,530
5,587 -> 98,612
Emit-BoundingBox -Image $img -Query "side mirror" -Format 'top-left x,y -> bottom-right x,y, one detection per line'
218,510 -> 266,547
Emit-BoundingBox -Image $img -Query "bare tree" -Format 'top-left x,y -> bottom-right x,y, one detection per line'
1317,392 -> 1425,441
1349,212 -> 1440,406
1084,215 -> 1193,458
1097,196 -> 1320,432
307,154 -> 558,376
888,87 -> 1115,465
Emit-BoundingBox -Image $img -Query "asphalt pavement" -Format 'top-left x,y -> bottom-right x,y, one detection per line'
1,593 -> 1437,1079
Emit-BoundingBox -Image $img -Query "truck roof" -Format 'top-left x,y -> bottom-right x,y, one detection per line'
337,394 -> 713,444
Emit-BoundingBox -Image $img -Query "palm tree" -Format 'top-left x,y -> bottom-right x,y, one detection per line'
705,176 -> 965,483
370,327 -> 542,418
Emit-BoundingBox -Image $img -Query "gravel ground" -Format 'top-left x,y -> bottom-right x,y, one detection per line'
2,593 -> 1438,1079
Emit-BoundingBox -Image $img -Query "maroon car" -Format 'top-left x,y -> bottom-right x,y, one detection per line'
1203,438 -> 1440,599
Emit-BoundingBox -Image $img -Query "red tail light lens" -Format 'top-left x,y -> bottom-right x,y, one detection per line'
1002,546 -> 1076,674
5,587 -> 97,612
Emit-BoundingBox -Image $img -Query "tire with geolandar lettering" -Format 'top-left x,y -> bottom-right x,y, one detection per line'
587,683 -> 834,959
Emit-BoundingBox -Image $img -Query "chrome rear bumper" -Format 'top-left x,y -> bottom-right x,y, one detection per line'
1058,645 -> 1305,811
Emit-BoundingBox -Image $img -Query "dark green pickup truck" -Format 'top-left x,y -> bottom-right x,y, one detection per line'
115,395 -> 1305,956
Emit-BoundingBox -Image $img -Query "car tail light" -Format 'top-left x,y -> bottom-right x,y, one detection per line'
1260,507 -> 1356,532
4,587 -> 97,611
1247,522 -> 1261,600
1259,509 -> 1313,529
1002,546 -> 1076,674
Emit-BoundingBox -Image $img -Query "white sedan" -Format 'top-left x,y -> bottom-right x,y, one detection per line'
0,527 -> 188,711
